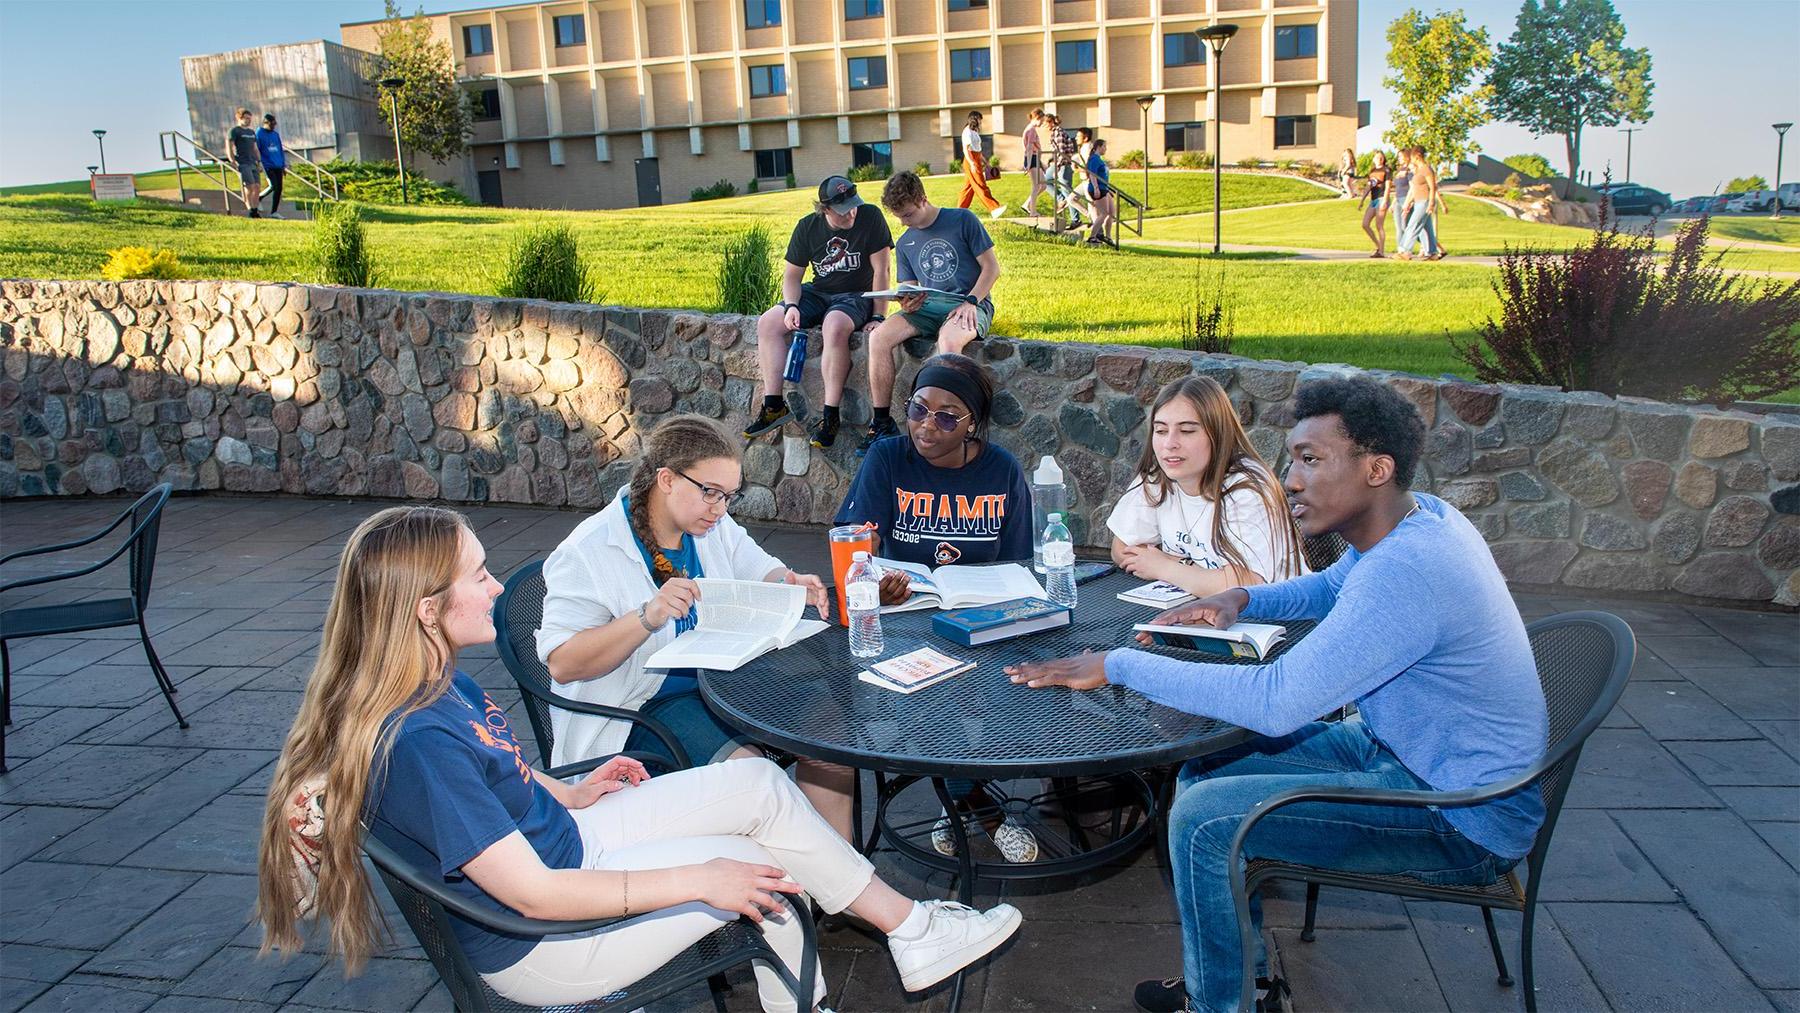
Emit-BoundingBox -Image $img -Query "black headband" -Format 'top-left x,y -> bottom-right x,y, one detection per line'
912,364 -> 988,422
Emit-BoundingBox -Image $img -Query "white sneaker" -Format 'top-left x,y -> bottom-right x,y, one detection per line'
989,204 -> 1008,219
888,900 -> 1022,992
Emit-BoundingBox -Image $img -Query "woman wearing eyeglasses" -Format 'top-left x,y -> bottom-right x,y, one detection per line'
833,353 -> 1039,862
536,415 -> 856,839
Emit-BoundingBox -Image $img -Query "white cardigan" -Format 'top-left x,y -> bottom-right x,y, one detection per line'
534,489 -> 783,767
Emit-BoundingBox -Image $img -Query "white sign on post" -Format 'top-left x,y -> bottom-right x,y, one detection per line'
91,174 -> 137,202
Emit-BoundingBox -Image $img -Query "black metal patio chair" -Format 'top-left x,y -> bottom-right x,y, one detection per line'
1,483 -> 185,773
1226,611 -> 1635,1013
363,833 -> 817,1013
493,560 -> 691,777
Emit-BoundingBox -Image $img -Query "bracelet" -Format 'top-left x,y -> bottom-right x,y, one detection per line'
636,602 -> 658,633
622,870 -> 630,916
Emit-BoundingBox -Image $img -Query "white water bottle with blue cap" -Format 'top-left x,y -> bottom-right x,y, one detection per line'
1030,455 -> 1067,574
1042,513 -> 1077,608
845,551 -> 885,658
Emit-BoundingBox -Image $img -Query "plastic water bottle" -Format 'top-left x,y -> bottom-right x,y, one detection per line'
1030,455 -> 1067,574
782,329 -> 808,383
845,551 -> 885,658
1043,513 -> 1077,608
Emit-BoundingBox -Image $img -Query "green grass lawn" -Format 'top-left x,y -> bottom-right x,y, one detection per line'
1708,216 -> 1800,247
1140,194 -> 1602,254
0,167 -> 239,197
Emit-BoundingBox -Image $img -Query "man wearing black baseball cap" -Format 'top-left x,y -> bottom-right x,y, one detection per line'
743,175 -> 893,449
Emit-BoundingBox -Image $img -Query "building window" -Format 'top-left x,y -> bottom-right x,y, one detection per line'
553,14 -> 585,47
749,64 -> 786,97
950,48 -> 991,82
1163,121 -> 1206,152
462,24 -> 493,56
755,148 -> 793,179
852,141 -> 893,169
844,0 -> 883,18
952,132 -> 993,161
1274,24 -> 1318,60
1055,40 -> 1097,75
1163,32 -> 1204,67
745,0 -> 781,28
1274,115 -> 1316,148
471,87 -> 502,121
947,0 -> 988,9
848,55 -> 888,90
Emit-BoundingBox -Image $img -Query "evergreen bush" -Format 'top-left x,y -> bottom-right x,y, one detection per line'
100,246 -> 182,281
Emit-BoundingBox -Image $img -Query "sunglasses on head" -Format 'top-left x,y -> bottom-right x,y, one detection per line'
906,398 -> 973,432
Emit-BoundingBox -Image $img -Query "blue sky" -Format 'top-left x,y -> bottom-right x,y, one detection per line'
2,0 -> 1795,197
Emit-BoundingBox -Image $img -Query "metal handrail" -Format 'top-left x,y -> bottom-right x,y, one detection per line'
157,130 -> 251,212
1043,174 -> 1143,245
280,147 -> 339,202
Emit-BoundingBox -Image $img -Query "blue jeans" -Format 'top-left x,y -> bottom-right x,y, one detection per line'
1398,203 -> 1438,255
1170,718 -> 1513,1013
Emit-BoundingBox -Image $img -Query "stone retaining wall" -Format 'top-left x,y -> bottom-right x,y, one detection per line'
2,279 -> 1797,608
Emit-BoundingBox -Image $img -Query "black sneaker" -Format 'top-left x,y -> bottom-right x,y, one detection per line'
855,415 -> 900,457
742,400 -> 791,439
1132,976 -> 1287,1013
808,412 -> 839,449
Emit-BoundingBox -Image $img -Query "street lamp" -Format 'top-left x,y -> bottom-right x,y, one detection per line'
1197,23 -> 1238,255
1774,122 -> 1792,220
86,165 -> 99,176
1617,126 -> 1640,183
380,76 -> 409,204
91,129 -> 107,174
1136,95 -> 1154,213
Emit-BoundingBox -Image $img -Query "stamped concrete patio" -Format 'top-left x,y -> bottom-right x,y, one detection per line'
1,494 -> 1795,1013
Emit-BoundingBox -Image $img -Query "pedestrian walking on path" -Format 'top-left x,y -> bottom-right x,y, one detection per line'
1022,108 -> 1047,217
1085,138 -> 1117,247
256,114 -> 287,218
957,110 -> 1006,219
226,107 -> 262,219
1337,148 -> 1357,198
1359,151 -> 1391,257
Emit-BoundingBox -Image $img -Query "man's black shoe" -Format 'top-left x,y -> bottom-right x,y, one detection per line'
809,412 -> 840,449
742,400 -> 791,439
1132,976 -> 1288,1013
854,414 -> 900,457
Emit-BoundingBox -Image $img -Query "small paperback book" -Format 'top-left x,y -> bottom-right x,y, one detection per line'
933,597 -> 1073,648
1131,621 -> 1287,661
872,557 -> 1046,613
643,579 -> 828,672
1116,580 -> 1197,608
859,647 -> 977,695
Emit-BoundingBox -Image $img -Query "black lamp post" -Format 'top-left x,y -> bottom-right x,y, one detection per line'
86,165 -> 99,176
1197,24 -> 1238,255
1136,95 -> 1154,211
1775,122 -> 1792,220
380,76 -> 409,204
1617,126 -> 1640,183
92,129 -> 107,174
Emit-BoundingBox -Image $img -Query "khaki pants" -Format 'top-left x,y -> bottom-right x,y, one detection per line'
482,758 -> 872,1012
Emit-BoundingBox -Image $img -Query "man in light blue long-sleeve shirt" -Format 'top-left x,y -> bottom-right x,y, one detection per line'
1009,378 -> 1547,1013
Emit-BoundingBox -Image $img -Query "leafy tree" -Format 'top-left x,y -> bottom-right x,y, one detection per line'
1503,153 -> 1556,179
1383,9 -> 1493,167
373,1 -> 473,166
1725,175 -> 1769,193
1488,0 -> 1652,196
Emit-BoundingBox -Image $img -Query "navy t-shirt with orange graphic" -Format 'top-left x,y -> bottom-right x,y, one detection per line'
369,670 -> 581,973
836,435 -> 1034,568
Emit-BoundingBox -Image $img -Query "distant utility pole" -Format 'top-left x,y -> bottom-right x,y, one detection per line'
1618,126 -> 1641,183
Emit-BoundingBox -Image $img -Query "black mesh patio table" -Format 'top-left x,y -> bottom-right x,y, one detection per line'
700,568 -> 1312,1007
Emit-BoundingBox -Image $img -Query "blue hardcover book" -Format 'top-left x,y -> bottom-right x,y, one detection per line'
933,597 -> 1072,647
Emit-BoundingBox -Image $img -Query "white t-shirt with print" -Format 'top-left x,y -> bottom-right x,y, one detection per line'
1105,469 -> 1305,582
962,126 -> 982,160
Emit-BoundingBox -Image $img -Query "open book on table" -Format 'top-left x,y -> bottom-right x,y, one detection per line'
643,579 -> 828,672
873,558 -> 1045,613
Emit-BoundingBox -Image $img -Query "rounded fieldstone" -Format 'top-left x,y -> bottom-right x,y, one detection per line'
1059,402 -> 1119,458
735,485 -> 777,520
990,390 -> 1025,428
1704,496 -> 1772,548
1059,347 -> 1096,380
1237,365 -> 1296,402
1563,401 -> 1616,440
1426,422 -> 1471,476
744,443 -> 780,487
1758,518 -> 1800,571
1096,352 -> 1147,392
1688,415 -> 1751,459
1508,501 -> 1571,539
1579,513 -> 1647,551
1500,394 -> 1563,446
80,454 -> 121,494
1435,479 -> 1498,511
629,376 -> 675,414
1489,541 -> 1577,585
1763,425 -> 1800,481
1500,471 -> 1548,502
1620,460 -> 1673,519
1672,553 -> 1775,601
1651,512 -> 1703,564
1675,462 -> 1718,510
1563,555 -> 1666,591
1442,383 -> 1500,426
1105,396 -> 1145,440
1536,439 -> 1619,507
1724,460 -> 1769,492
1021,414 -> 1061,455
1473,421 -> 1505,449
1623,409 -> 1691,461
664,358 -> 703,393
1776,484 -> 1800,516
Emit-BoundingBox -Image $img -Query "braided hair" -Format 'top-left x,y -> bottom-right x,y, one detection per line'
624,414 -> 738,586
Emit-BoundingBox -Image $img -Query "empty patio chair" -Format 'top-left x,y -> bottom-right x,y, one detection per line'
1226,610 -> 1635,1012
363,831 -> 817,1013
1,483 -> 185,773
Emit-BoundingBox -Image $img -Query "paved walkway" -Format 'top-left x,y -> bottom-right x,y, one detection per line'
1,495 -> 1795,1013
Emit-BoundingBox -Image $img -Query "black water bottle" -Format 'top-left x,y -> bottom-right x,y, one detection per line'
782,329 -> 807,384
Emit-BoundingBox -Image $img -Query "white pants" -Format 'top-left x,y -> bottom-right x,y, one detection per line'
481,758 -> 874,1012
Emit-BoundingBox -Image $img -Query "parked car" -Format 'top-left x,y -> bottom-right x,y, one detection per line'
1672,196 -> 1707,214
1598,183 -> 1672,216
1726,190 -> 1778,213
1709,192 -> 1743,212
1779,183 -> 1800,211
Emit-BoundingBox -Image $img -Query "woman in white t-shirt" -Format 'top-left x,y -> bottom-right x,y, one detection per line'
1107,377 -> 1307,596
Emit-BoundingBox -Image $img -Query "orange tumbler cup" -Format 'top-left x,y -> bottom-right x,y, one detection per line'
828,525 -> 875,627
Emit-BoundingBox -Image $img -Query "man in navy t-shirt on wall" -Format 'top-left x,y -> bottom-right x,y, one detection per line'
857,170 -> 1001,456
744,175 -> 893,449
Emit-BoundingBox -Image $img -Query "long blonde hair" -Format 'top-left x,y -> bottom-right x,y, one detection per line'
1130,377 -> 1305,580
255,505 -> 471,973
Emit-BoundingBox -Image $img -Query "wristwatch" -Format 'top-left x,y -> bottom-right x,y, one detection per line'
636,602 -> 659,633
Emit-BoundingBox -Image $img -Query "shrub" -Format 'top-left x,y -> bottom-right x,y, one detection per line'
785,172 -> 796,190
1236,157 -> 1262,169
717,224 -> 777,316
1502,153 -> 1555,180
913,161 -> 932,176
493,221 -> 597,303
1274,159 -> 1298,172
949,157 -> 964,175
312,202 -> 374,287
690,179 -> 738,202
101,246 -> 181,281
1182,260 -> 1235,356
1115,149 -> 1147,169
1173,151 -> 1213,170
747,178 -> 760,193
848,163 -> 891,183
302,159 -> 471,206
1451,212 -> 1800,405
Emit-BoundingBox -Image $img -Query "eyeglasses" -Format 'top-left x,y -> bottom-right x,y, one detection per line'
675,470 -> 744,506
906,398 -> 973,432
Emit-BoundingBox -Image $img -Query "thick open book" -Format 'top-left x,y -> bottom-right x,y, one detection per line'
873,558 -> 1046,613
1132,620 -> 1286,661
643,579 -> 828,672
